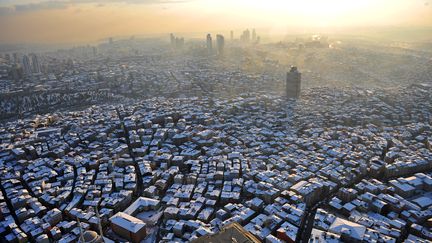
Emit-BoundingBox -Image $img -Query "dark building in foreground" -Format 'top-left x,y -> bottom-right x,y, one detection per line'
286,66 -> 301,99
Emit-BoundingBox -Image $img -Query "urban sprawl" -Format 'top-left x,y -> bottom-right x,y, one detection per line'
0,32 -> 431,243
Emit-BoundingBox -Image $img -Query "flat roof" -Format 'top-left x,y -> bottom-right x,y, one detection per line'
329,217 -> 366,240
110,212 -> 146,233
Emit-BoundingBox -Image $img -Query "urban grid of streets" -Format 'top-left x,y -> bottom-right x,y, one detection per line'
0,36 -> 431,243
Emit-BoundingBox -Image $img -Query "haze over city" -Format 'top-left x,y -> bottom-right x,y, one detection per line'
0,1 -> 431,243
0,0 -> 431,44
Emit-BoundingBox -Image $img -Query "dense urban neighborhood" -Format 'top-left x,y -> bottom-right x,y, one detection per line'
0,35 -> 431,242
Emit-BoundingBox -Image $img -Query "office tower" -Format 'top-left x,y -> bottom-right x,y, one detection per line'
216,34 -> 225,55
109,37 -> 113,44
241,29 -> 251,43
252,29 -> 256,42
92,46 -> 97,56
5,53 -> 11,63
22,55 -> 32,76
206,34 -> 213,54
31,54 -> 41,73
286,66 -> 301,99
230,31 -> 234,41
13,53 -> 18,64
245,29 -> 250,42
10,64 -> 21,82
170,33 -> 175,47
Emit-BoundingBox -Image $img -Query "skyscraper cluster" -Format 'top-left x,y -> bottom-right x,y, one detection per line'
170,33 -> 184,50
205,34 -> 224,55
20,54 -> 41,76
240,28 -> 260,44
240,29 -> 250,43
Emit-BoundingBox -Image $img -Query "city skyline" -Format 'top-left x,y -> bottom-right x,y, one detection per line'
0,0 -> 431,44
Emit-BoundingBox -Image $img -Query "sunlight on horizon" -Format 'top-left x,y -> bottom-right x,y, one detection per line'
0,0 -> 431,43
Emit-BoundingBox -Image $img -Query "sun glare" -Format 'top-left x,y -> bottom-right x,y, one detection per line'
188,0 -> 413,28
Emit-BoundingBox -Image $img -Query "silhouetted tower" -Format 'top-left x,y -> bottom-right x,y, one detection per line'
9,64 -> 22,82
170,33 -> 175,47
242,29 -> 250,43
31,54 -> 41,73
92,46 -> 97,57
230,30 -> 234,41
286,66 -> 301,99
206,34 -> 213,54
216,34 -> 225,55
22,55 -> 32,76
13,53 -> 18,64
5,53 -> 11,63
252,29 -> 256,42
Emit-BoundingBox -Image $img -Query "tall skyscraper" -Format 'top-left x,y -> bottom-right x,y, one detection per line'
252,29 -> 256,42
9,64 -> 22,82
240,29 -> 251,43
206,34 -> 213,54
216,34 -> 225,55
286,66 -> 301,99
230,31 -> 234,41
22,55 -> 32,76
31,54 -> 41,73
92,46 -> 97,57
170,33 -> 175,47
13,53 -> 18,64
5,53 -> 11,63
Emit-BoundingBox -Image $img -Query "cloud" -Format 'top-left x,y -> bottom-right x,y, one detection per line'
14,1 -> 68,12
0,0 -> 192,15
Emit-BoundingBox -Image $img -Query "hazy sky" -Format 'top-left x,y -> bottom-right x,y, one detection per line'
0,0 -> 431,44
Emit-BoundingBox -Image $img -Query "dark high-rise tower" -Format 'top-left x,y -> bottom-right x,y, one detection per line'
92,46 -> 97,57
170,33 -> 175,47
252,29 -> 256,42
31,54 -> 41,73
13,53 -> 18,64
241,29 -> 251,43
230,31 -> 234,41
5,53 -> 11,63
206,34 -> 213,54
286,66 -> 301,99
216,34 -> 225,55
22,55 -> 32,76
